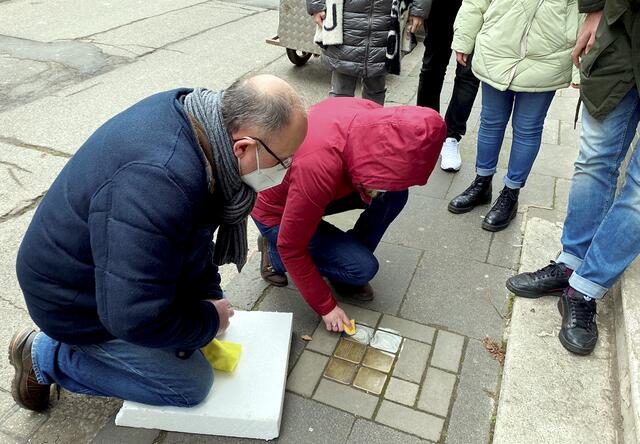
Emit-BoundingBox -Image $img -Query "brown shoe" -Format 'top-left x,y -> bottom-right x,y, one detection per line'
329,281 -> 375,302
258,235 -> 288,287
9,329 -> 51,411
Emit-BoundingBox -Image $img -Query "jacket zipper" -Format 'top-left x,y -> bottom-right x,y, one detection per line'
363,2 -> 375,77
509,0 -> 545,85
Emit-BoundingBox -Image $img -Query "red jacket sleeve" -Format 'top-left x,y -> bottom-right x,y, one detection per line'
276,156 -> 342,316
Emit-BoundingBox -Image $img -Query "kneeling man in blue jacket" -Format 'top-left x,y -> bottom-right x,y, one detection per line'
8,75 -> 307,411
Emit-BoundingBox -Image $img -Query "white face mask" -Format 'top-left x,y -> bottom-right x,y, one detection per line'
240,145 -> 288,192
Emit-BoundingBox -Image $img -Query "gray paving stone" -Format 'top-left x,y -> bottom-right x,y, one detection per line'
161,393 -> 355,444
530,142 -> 579,179
410,166 -> 455,200
286,351 -> 328,397
338,302 -> 381,328
306,321 -> 341,355
555,177 -> 571,212
224,253 -> 269,311
393,339 -> 431,383
487,212 -> 524,271
417,367 -> 457,417
0,406 -> 48,438
257,286 -> 321,369
375,400 -> 444,441
401,251 -> 510,340
445,341 -> 500,444
379,315 -> 435,344
546,95 -> 581,121
313,379 -> 378,418
382,193 -> 492,264
347,419 -> 429,444
384,377 -> 419,406
0,431 -> 21,444
431,331 -> 465,373
359,243 -> 421,315
0,389 -> 16,420
559,121 -> 582,148
91,414 -> 159,444
27,392 -> 121,443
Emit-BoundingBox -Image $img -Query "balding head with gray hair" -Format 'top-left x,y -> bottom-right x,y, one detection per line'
221,74 -> 305,139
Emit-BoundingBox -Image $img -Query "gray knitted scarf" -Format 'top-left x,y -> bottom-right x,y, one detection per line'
183,88 -> 256,271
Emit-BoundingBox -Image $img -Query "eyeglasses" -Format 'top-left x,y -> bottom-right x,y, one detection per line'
234,136 -> 292,169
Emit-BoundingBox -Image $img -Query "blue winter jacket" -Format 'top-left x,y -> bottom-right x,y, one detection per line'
16,89 -> 223,350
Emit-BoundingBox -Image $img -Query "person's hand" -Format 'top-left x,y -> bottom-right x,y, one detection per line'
571,83 -> 580,89
456,52 -> 468,67
321,306 -> 351,332
407,15 -> 423,33
208,298 -> 235,334
313,11 -> 326,26
571,10 -> 603,68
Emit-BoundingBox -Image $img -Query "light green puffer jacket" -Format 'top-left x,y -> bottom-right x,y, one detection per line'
452,0 -> 583,92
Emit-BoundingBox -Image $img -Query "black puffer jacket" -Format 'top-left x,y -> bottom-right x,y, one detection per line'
307,0 -> 431,77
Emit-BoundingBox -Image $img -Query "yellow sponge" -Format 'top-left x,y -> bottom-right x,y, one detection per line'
342,319 -> 357,336
201,339 -> 242,372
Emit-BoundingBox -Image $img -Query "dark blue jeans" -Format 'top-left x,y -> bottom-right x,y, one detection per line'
32,332 -> 213,407
254,190 -> 409,285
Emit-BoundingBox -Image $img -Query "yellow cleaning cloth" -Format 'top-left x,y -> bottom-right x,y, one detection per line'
201,339 -> 242,372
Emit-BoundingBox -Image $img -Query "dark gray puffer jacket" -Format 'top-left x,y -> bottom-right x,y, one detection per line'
307,0 -> 431,78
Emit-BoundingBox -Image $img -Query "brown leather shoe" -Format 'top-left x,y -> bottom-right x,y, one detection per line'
9,329 -> 51,411
258,235 -> 288,287
329,281 -> 375,302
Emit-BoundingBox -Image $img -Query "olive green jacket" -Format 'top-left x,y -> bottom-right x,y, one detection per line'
579,0 -> 639,120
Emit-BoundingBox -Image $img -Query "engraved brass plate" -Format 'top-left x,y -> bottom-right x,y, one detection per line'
324,357 -> 357,384
334,338 -> 367,364
353,367 -> 388,395
362,348 -> 395,373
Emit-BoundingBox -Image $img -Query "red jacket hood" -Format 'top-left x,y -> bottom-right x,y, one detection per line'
341,102 -> 446,193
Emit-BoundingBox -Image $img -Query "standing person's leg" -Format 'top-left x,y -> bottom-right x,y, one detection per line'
11,329 -> 213,410
362,75 -> 387,105
416,0 -> 462,111
482,90 -> 555,231
440,53 -> 481,172
506,89 -> 640,300
329,71 -> 358,98
448,83 -> 513,214
558,89 -> 640,271
557,91 -> 640,355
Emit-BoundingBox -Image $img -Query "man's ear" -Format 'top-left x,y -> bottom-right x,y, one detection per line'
232,137 -> 253,159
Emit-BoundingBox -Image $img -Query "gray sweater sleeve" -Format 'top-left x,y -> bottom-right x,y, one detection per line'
306,0 -> 326,15
410,0 -> 432,19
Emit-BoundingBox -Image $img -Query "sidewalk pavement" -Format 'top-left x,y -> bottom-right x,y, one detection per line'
0,1 -> 605,443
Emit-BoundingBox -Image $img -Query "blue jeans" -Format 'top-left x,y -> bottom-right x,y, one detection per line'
476,83 -> 556,188
254,190 -> 409,284
557,88 -> 640,299
31,332 -> 213,406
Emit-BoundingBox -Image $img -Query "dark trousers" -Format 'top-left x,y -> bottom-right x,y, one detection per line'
253,190 -> 409,285
417,0 -> 480,141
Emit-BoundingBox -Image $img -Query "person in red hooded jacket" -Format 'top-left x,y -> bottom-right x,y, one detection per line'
251,97 -> 446,331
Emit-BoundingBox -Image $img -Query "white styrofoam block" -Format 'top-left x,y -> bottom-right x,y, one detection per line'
115,311 -> 293,440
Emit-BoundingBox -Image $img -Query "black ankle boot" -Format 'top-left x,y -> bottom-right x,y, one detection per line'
558,287 -> 598,355
447,175 -> 493,214
482,186 -> 519,231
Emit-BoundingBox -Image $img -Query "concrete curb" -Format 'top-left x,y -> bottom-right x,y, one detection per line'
617,258 -> 640,443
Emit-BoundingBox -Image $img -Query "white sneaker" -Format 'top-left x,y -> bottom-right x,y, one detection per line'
440,137 -> 462,172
